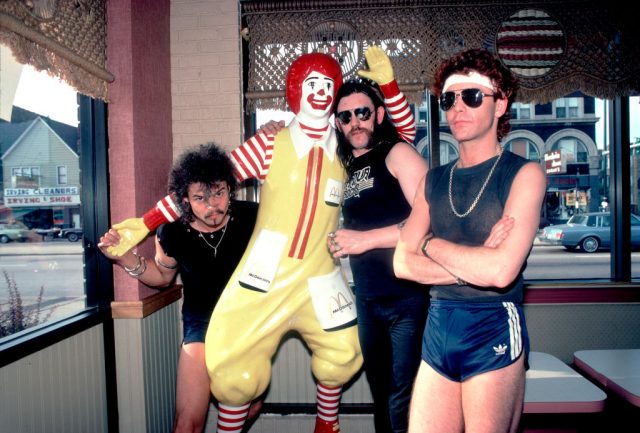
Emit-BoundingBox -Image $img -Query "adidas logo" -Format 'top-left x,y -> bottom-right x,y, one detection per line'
493,344 -> 508,356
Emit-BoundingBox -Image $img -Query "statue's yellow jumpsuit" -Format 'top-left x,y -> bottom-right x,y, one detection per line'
205,119 -> 362,405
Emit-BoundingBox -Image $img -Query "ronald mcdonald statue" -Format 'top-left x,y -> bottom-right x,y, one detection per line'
108,46 -> 415,433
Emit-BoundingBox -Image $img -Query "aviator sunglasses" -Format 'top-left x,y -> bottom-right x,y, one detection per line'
336,106 -> 373,125
439,88 -> 496,112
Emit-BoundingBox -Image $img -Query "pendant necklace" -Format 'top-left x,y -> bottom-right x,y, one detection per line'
197,218 -> 229,257
448,146 -> 503,218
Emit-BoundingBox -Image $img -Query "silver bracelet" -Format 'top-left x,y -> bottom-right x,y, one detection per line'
126,256 -> 147,277
123,252 -> 143,273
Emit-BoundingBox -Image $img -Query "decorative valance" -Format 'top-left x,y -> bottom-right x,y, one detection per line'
0,0 -> 113,101
241,0 -> 640,111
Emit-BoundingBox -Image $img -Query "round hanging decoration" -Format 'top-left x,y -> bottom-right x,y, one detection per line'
307,20 -> 362,78
496,9 -> 566,78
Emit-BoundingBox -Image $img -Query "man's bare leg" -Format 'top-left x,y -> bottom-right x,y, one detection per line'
461,356 -> 526,433
408,361 -> 463,433
174,343 -> 210,433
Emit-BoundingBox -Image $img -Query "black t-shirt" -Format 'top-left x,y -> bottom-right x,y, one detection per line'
157,200 -> 258,322
342,141 -> 423,298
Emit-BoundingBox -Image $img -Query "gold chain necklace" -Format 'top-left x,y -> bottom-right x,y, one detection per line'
448,147 -> 503,218
197,219 -> 229,257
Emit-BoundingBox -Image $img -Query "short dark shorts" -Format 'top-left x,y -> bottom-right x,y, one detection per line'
182,315 -> 209,344
422,299 -> 529,382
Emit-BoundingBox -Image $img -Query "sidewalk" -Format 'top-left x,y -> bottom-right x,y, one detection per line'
0,240 -> 82,256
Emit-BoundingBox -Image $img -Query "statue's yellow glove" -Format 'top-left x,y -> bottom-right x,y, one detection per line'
107,217 -> 150,257
357,46 -> 394,86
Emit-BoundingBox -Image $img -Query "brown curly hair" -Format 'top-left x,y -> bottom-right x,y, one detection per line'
433,48 -> 518,141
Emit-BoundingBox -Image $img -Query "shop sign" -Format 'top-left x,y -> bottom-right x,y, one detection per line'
3,187 -> 80,207
544,150 -> 567,174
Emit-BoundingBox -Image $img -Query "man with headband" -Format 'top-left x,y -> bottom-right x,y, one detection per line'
394,48 -> 545,433
107,48 -> 413,433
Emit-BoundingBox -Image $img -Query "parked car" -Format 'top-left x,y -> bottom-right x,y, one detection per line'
538,212 -> 640,252
35,227 -> 62,241
0,222 -> 30,243
60,227 -> 83,242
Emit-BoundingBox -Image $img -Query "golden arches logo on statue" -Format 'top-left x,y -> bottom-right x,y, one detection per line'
329,292 -> 355,316
308,266 -> 357,331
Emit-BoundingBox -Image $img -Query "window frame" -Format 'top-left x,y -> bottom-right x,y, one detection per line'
57,165 -> 68,185
0,95 -> 115,366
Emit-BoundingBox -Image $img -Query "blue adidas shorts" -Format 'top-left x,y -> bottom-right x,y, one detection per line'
422,299 -> 529,382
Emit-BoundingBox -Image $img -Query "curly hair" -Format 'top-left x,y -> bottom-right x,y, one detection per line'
168,143 -> 237,223
433,48 -> 518,141
333,80 -> 401,173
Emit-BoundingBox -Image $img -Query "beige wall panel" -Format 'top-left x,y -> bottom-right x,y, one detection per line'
525,303 -> 640,363
0,325 -> 108,433
114,301 -> 181,433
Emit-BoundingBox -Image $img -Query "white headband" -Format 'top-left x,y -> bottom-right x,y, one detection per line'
442,72 -> 495,93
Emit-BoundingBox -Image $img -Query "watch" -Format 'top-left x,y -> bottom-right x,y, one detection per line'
420,234 -> 433,258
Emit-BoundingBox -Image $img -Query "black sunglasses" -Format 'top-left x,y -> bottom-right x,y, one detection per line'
336,106 -> 373,125
439,88 -> 496,112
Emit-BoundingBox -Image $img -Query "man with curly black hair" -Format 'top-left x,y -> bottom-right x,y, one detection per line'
98,143 -> 260,433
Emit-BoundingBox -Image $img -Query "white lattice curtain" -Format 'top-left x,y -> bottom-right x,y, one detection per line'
241,0 -> 640,111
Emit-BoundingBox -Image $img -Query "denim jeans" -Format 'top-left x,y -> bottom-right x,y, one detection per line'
356,294 -> 429,433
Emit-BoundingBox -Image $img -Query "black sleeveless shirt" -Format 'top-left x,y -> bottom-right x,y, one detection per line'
343,141 -> 424,298
425,150 -> 530,302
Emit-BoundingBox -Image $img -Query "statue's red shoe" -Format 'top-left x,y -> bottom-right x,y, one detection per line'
314,418 -> 340,433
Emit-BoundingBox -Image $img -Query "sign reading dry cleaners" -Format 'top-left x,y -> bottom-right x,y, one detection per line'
4,187 -> 80,207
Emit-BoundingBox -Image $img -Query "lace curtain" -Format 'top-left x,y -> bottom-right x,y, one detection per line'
0,0 -> 113,100
242,0 -> 640,111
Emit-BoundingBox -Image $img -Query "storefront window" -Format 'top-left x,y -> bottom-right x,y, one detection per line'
257,91 -> 639,283
0,47 -> 85,339
419,91 -> 638,281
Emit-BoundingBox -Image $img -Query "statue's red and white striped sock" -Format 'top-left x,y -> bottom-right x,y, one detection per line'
216,403 -> 249,433
316,383 -> 341,422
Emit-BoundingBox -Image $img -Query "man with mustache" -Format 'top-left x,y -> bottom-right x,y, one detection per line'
326,78 -> 427,433
98,143 -> 261,433
106,48 -> 412,433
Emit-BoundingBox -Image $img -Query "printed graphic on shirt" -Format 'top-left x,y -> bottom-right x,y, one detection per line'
344,166 -> 373,200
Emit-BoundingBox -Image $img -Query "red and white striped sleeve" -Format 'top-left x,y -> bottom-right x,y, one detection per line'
141,195 -> 181,230
229,132 -> 275,182
379,80 -> 416,144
